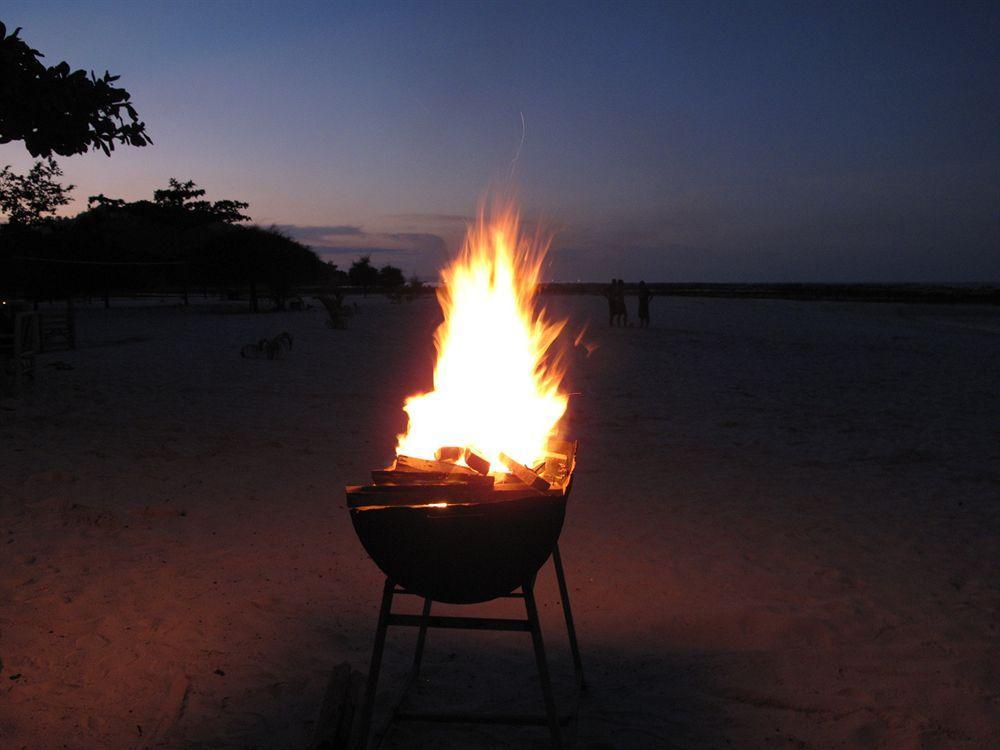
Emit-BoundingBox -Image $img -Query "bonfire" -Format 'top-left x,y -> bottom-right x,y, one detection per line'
344,198 -> 584,750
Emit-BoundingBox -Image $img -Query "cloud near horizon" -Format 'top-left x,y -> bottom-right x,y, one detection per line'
384,213 -> 470,225
277,224 -> 449,275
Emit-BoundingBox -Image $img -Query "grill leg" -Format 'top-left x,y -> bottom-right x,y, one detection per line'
356,578 -> 394,750
412,597 -> 432,676
524,579 -> 561,749
552,543 -> 586,690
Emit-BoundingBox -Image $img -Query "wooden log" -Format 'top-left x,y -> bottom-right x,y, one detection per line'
463,448 -> 491,475
311,662 -> 364,750
373,470 -> 453,484
393,455 -> 476,475
370,471 -> 494,490
434,446 -> 463,462
499,452 -> 552,492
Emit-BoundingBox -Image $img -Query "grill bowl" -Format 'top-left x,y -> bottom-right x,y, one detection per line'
347,489 -> 568,604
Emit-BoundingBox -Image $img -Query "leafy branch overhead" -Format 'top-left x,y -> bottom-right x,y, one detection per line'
0,22 -> 152,157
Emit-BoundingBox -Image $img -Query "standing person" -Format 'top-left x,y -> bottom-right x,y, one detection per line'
616,279 -> 629,327
606,278 -> 617,326
638,280 -> 652,328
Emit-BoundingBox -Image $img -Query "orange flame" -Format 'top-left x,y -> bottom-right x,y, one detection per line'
396,199 -> 568,471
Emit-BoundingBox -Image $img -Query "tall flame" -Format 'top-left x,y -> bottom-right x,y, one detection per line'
395,200 -> 568,471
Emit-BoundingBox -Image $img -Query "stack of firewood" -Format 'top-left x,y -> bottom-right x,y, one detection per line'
368,439 -> 575,495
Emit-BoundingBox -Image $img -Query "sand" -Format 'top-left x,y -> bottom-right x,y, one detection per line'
1,295 -> 998,749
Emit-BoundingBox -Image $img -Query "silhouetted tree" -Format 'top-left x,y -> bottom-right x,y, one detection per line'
349,255 -> 379,293
0,157 -> 74,225
207,199 -> 252,224
152,178 -> 250,224
326,260 -> 348,285
0,23 -> 151,157
378,263 -> 405,288
87,193 -> 126,210
153,178 -> 206,207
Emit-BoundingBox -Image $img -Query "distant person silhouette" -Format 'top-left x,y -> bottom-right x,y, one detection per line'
615,279 -> 628,327
638,281 -> 652,328
606,279 -> 617,326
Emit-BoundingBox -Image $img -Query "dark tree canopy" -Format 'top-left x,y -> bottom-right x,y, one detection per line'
1,182 -> 335,303
0,157 -> 74,225
0,22 -> 152,157
152,179 -> 250,224
86,193 -> 126,210
378,263 -> 405,288
348,255 -> 379,289
153,178 -> 207,207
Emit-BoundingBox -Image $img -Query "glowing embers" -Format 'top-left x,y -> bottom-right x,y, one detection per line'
365,437 -> 576,504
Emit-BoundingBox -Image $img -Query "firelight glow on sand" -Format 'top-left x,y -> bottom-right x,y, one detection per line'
395,200 -> 568,471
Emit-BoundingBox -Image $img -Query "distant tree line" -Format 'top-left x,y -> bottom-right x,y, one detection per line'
346,255 -> 410,294
0,25 -> 422,309
0,166 -> 336,309
0,161 -> 418,309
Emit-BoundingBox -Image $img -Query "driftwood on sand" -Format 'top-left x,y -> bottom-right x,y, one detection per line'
240,332 -> 293,360
310,662 -> 364,750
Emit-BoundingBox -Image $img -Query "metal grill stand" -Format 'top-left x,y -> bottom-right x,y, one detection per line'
355,543 -> 585,749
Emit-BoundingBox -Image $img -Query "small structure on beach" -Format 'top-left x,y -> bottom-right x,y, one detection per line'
0,304 -> 41,395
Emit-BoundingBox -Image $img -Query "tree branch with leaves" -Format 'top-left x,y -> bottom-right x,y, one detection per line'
0,22 -> 152,157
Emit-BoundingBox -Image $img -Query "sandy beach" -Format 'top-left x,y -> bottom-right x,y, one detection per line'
2,295 -> 998,749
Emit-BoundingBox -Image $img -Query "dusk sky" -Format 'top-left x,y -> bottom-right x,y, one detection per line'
2,1 -> 998,281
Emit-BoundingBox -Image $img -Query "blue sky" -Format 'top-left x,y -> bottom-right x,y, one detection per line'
2,1 -> 998,281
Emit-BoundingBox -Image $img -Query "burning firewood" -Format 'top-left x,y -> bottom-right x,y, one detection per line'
393,455 -> 476,475
434,446 -> 463,462
371,470 -> 494,489
499,452 -> 552,492
463,448 -> 491,475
